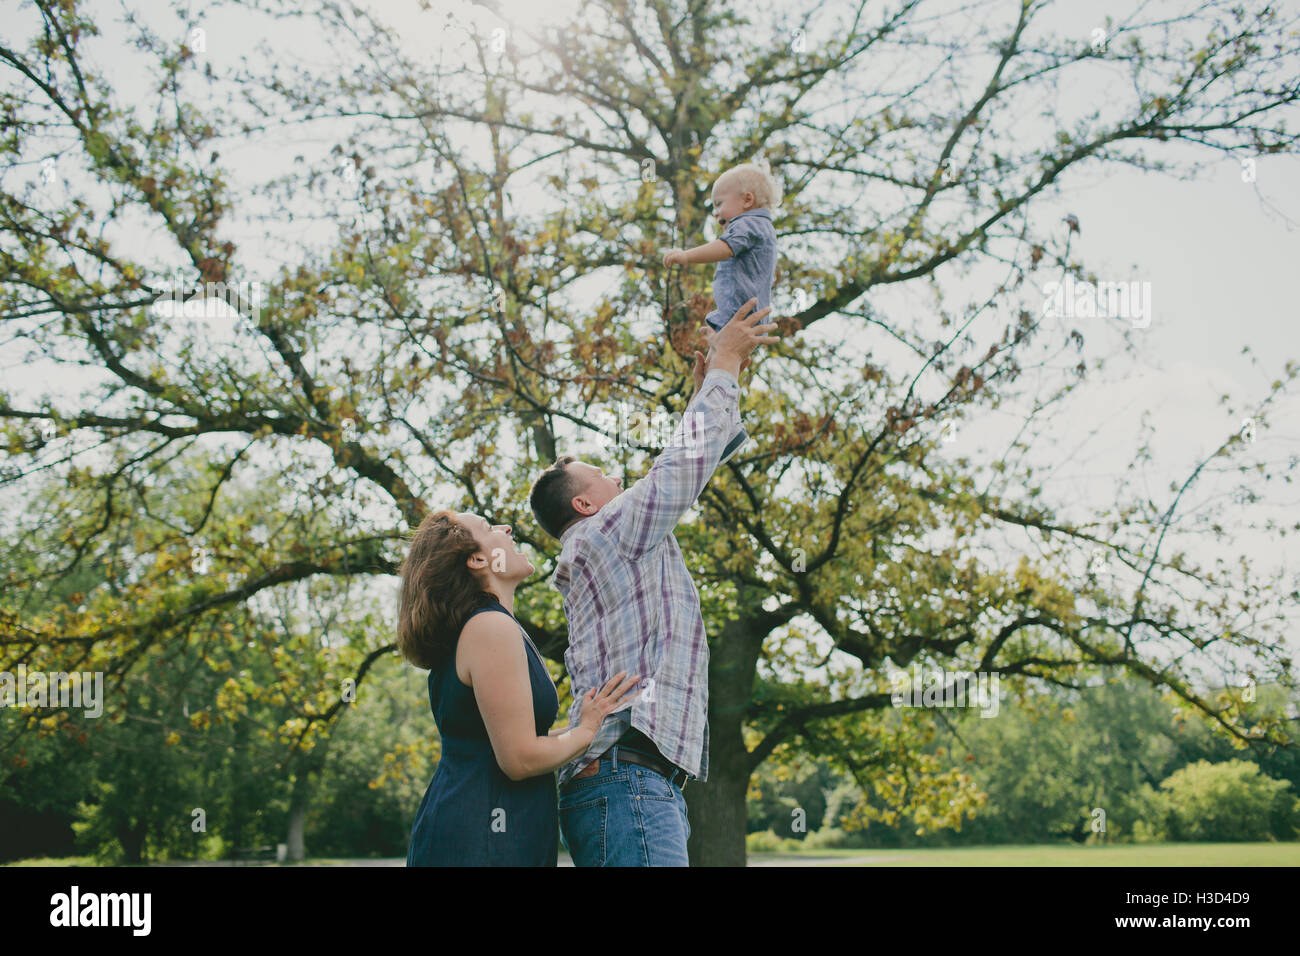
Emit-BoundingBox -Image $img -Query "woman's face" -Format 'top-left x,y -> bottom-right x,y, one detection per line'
456,512 -> 535,581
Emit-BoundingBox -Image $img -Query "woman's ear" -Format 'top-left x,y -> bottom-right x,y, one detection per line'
466,551 -> 488,571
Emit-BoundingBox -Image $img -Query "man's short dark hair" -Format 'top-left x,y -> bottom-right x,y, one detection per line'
529,455 -> 582,540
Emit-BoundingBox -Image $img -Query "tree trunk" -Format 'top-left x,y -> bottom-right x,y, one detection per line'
121,820 -> 146,864
286,801 -> 307,861
685,710 -> 750,866
285,740 -> 331,862
286,771 -> 310,862
686,612 -> 765,866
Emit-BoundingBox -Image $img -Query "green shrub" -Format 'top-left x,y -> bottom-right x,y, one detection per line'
746,829 -> 802,852
1130,820 -> 1159,843
70,786 -> 126,865
803,826 -> 855,850
1144,760 -> 1299,842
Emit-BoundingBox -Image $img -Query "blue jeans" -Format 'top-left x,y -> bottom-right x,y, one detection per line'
558,746 -> 691,867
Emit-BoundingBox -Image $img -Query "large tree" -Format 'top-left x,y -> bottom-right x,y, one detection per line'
2,0 -> 1297,865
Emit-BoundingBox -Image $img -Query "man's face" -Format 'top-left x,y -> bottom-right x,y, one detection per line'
567,461 -> 623,517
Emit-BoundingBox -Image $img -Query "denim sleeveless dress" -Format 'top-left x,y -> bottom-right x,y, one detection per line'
406,598 -> 560,866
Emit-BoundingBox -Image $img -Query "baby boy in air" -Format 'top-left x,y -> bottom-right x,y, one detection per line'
661,161 -> 780,463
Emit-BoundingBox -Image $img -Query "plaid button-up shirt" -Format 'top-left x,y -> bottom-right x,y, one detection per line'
553,368 -> 741,786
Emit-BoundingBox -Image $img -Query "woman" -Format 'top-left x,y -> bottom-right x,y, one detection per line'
398,509 -> 638,866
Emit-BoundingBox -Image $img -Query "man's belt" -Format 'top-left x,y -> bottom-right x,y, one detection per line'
574,743 -> 689,790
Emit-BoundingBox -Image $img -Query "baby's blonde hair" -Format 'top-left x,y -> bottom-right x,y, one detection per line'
715,161 -> 783,210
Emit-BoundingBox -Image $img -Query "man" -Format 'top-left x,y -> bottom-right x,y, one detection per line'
528,299 -> 777,866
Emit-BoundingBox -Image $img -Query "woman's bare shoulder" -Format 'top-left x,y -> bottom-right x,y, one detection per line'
457,610 -> 524,660
454,609 -> 521,686
459,607 -> 518,640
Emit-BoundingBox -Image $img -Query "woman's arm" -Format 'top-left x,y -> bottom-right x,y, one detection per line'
459,612 -> 638,780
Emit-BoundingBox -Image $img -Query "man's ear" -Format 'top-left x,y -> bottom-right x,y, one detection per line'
571,494 -> 595,517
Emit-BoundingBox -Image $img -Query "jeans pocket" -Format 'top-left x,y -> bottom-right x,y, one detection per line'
629,789 -> 690,866
633,767 -> 677,802
559,796 -> 608,867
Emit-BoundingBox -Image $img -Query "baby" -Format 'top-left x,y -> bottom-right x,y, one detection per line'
661,161 -> 780,462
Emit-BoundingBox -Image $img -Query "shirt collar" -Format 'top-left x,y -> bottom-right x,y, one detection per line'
559,517 -> 584,544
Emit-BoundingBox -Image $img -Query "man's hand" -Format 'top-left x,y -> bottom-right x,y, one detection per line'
578,672 -> 642,737
692,325 -> 751,398
709,299 -> 778,379
691,326 -> 715,395
691,348 -> 707,394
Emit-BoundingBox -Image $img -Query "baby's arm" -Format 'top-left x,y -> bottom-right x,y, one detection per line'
662,239 -> 733,267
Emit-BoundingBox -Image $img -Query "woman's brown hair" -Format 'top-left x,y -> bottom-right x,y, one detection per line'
398,510 -> 493,671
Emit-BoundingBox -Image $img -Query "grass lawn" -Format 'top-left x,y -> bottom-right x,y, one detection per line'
3,856 -> 99,867
747,842 -> 1300,866
7,843 -> 1299,866
0,856 -> 400,867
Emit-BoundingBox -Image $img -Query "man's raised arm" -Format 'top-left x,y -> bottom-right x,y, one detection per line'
605,300 -> 777,561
